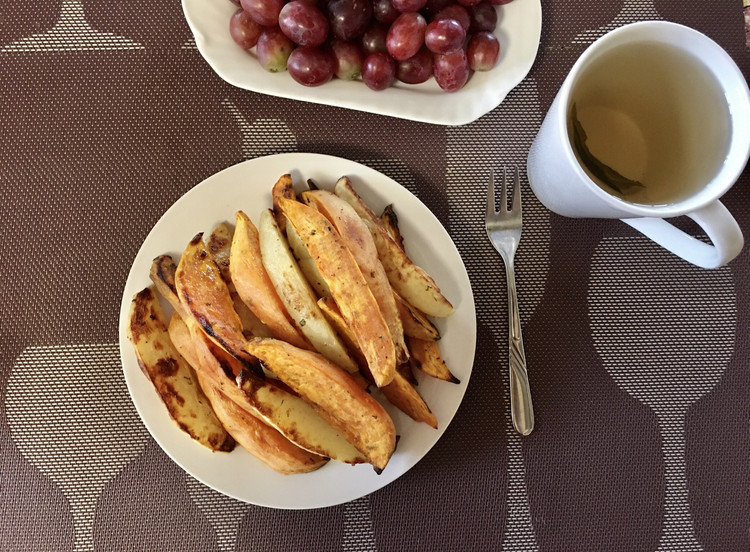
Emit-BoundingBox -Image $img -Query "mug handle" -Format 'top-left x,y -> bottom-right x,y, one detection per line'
621,200 -> 744,269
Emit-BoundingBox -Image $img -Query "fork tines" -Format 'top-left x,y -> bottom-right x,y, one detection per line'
487,166 -> 522,217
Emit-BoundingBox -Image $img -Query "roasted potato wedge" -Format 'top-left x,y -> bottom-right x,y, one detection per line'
245,337 -> 397,470
301,190 -> 408,365
230,210 -> 310,349
175,233 -> 255,370
186,319 -> 368,465
150,255 -> 188,319
334,177 -> 454,318
258,208 -> 358,373
271,173 -> 295,232
379,371 -> 437,429
408,336 -> 460,384
206,221 -> 234,282
394,291 -> 441,341
128,286 -> 235,452
279,198 -> 396,388
380,203 -> 405,250
286,221 -> 331,299
168,313 -> 327,474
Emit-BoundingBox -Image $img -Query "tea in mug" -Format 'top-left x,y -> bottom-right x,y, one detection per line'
567,40 -> 731,205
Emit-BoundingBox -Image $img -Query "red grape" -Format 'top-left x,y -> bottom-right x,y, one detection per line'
455,0 -> 482,6
422,0 -> 452,17
362,52 -> 396,90
386,12 -> 426,60
467,31 -> 499,70
279,1 -> 329,47
433,48 -> 470,91
391,0 -> 427,11
469,2 -> 497,32
361,22 -> 389,55
327,0 -> 372,41
256,27 -> 295,72
487,0 -> 513,4
396,46 -> 433,83
287,46 -> 335,85
230,9 -> 263,50
372,0 -> 400,23
432,4 -> 471,31
240,0 -> 284,27
424,17 -> 465,54
328,39 -> 363,79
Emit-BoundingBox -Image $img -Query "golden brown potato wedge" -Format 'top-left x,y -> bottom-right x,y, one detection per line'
245,337 -> 397,470
230,210 -> 310,349
175,233 -> 255,371
150,255 -> 188,319
279,198 -> 395,388
300,190 -> 408,365
379,371 -> 437,429
168,313 -> 327,474
393,291 -> 441,341
334,177 -> 454,318
380,203 -> 405,250
128,286 -> 235,452
206,221 -> 234,283
408,337 -> 460,384
271,173 -> 295,232
186,319 -> 367,465
258,208 -> 358,373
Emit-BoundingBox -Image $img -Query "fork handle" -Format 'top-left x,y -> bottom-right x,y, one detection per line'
505,261 -> 534,435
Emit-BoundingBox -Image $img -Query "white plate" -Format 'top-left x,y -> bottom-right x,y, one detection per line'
119,153 -> 476,509
182,0 -> 542,126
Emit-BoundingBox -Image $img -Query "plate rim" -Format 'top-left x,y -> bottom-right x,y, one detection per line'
118,152 -> 477,508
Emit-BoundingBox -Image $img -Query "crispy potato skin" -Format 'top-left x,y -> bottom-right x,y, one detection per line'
334,177 -> 454,318
168,313 -> 327,474
175,233 -> 256,372
245,337 -> 397,470
128,286 -> 235,452
230,211 -> 310,349
271,173 -> 295,232
393,291 -> 441,341
408,337 -> 460,384
280,198 -> 396,388
379,371 -> 437,429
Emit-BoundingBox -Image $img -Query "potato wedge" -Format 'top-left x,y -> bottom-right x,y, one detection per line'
150,255 -> 187,319
168,313 -> 327,474
286,221 -> 331,298
301,190 -> 408,365
230,210 -> 310,349
408,337 -> 460,384
279,198 -> 395,388
206,221 -> 234,283
379,371 -> 437,429
175,233 -> 255,370
258,208 -> 358,373
271,173 -> 295,232
245,337 -> 397,470
380,203 -> 404,250
184,318 -> 367,464
394,291 -> 441,341
334,177 -> 454,318
128,286 -> 235,452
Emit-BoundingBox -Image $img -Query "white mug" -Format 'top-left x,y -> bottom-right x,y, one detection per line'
527,21 -> 750,268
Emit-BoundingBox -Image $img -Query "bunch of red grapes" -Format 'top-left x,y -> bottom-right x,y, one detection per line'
228,0 -> 513,92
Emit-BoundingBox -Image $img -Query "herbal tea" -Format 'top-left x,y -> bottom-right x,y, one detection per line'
568,41 -> 731,205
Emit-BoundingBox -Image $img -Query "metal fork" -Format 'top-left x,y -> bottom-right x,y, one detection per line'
485,167 -> 534,436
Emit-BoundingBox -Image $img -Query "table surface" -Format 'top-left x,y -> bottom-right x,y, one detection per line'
2,1 -> 748,551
